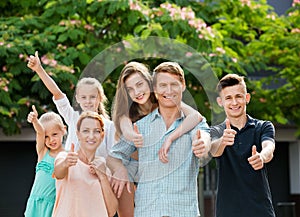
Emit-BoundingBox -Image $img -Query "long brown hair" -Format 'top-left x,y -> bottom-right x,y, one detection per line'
112,62 -> 157,138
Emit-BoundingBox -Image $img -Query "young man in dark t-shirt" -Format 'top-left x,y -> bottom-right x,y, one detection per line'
210,74 -> 276,217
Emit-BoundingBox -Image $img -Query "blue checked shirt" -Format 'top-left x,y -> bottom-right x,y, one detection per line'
109,109 -> 210,217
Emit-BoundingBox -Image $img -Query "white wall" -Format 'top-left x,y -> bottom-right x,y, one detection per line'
289,141 -> 300,194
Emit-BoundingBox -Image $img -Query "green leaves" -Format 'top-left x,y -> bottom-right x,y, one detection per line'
0,0 -> 300,135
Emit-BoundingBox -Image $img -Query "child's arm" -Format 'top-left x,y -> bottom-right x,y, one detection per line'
119,115 -> 143,147
159,102 -> 203,163
27,51 -> 64,100
27,105 -> 46,161
54,144 -> 78,179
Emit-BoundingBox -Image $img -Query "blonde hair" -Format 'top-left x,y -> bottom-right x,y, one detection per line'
112,62 -> 157,138
39,112 -> 65,132
77,111 -> 104,132
152,62 -> 185,87
75,77 -> 109,119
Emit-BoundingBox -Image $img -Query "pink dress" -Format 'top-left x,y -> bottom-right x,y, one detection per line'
52,152 -> 108,217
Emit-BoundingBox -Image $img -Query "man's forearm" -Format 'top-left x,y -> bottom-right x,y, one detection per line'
260,140 -> 275,163
210,137 -> 226,157
106,155 -> 125,174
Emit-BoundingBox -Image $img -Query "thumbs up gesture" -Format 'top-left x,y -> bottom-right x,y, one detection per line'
221,119 -> 236,148
27,105 -> 38,124
65,143 -> 78,167
192,129 -> 210,158
27,51 -> 42,72
132,123 -> 143,148
248,145 -> 264,170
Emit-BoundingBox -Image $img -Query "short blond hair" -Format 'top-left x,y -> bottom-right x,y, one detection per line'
152,62 -> 185,87
39,112 -> 65,131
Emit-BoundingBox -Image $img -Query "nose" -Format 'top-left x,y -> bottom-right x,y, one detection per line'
134,87 -> 140,96
166,84 -> 172,93
49,136 -> 55,143
87,97 -> 92,103
88,131 -> 95,138
232,98 -> 238,105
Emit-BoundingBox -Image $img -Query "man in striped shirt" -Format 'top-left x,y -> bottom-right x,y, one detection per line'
107,62 -> 211,217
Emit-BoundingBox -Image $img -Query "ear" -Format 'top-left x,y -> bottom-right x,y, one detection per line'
153,85 -> 158,98
181,80 -> 186,92
63,125 -> 67,135
75,94 -> 79,103
217,96 -> 223,107
246,93 -> 251,104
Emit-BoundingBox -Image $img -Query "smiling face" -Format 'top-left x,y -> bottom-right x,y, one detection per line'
43,121 -> 65,151
125,72 -> 151,106
75,85 -> 101,112
217,84 -> 250,119
76,117 -> 104,153
154,72 -> 185,109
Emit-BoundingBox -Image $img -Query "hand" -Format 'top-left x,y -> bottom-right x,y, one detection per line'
132,123 -> 143,148
158,136 -> 172,163
221,119 -> 236,147
89,159 -> 107,178
64,143 -> 78,168
192,130 -> 209,158
27,51 -> 42,72
27,105 -> 38,123
248,145 -> 264,170
110,166 -> 131,198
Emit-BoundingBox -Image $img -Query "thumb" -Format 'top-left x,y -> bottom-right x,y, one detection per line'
35,51 -> 39,58
70,143 -> 75,152
32,105 -> 38,116
133,123 -> 139,134
252,145 -> 257,156
226,119 -> 231,129
196,129 -> 201,139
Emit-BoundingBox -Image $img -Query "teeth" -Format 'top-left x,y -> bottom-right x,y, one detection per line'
136,94 -> 143,100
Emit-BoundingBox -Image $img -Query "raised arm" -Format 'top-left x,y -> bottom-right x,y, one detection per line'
27,51 -> 64,100
27,105 -> 46,160
159,102 -> 203,163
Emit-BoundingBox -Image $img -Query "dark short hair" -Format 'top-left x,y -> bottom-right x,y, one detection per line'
217,74 -> 246,93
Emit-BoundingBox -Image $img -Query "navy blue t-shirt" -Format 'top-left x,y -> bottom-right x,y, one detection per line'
211,115 -> 276,217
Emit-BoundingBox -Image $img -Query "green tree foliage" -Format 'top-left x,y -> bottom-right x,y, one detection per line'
0,0 -> 299,135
